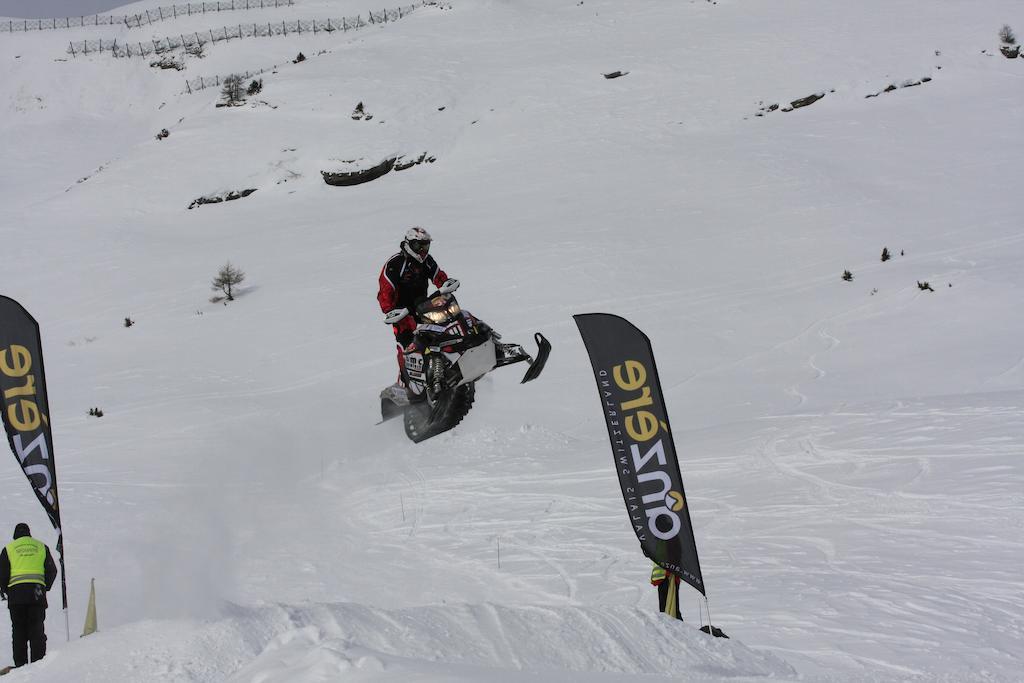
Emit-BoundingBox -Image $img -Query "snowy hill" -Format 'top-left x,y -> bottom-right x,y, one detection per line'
2,0 -> 1023,680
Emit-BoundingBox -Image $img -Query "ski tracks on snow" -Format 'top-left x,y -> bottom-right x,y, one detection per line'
734,401 -> 1024,679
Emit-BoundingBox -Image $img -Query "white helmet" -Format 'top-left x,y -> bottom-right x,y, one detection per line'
403,226 -> 432,262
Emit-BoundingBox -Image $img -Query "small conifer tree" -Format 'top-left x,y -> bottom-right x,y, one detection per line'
212,262 -> 246,301
999,24 -> 1016,45
881,247 -> 890,262
842,270 -> 853,282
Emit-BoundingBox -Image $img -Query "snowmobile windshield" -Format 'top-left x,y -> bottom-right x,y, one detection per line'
417,294 -> 461,325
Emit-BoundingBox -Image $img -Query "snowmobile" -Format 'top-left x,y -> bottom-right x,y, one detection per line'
379,281 -> 551,443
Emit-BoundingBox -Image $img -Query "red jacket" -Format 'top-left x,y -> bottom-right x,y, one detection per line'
378,250 -> 449,315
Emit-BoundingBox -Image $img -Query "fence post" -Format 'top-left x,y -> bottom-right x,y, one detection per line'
69,41 -> 76,57
139,42 -> 144,55
186,80 -> 192,94
83,40 -> 88,54
158,7 -> 163,19
283,20 -> 287,35
112,39 -> 117,56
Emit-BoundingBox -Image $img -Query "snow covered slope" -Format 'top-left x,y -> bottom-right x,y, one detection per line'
1,0 -> 1023,680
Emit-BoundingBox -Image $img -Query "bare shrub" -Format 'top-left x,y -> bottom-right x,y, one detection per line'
221,74 -> 245,106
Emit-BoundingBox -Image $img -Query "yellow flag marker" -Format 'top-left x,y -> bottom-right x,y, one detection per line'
81,578 -> 98,637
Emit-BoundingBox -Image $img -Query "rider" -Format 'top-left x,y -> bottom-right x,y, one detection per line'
377,227 -> 457,387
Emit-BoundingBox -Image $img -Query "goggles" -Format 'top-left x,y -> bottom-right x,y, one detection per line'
408,239 -> 431,256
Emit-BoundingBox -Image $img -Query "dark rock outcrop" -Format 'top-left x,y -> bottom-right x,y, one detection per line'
188,188 -> 257,209
790,92 -> 824,109
321,157 -> 397,186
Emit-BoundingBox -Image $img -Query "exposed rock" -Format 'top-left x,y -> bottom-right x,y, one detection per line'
321,157 -> 397,186
1001,45 -> 1021,59
150,55 -> 184,71
188,188 -> 257,209
394,152 -> 437,171
603,70 -> 629,79
789,92 -> 824,109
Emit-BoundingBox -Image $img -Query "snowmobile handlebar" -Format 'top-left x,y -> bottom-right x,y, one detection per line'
383,308 -> 410,325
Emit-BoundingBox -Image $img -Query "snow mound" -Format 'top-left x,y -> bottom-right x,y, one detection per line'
24,602 -> 792,682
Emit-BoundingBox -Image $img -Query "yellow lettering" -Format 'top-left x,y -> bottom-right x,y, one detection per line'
613,360 -> 646,391
0,345 -> 31,378
625,410 -> 659,441
3,375 -> 36,400
7,400 -> 41,431
621,385 -> 653,411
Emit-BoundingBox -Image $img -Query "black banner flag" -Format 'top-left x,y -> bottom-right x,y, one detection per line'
574,313 -> 704,595
0,295 -> 67,612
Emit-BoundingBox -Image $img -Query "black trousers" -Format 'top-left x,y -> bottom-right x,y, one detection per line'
9,604 -> 46,667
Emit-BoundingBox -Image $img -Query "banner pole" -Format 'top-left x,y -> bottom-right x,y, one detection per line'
58,537 -> 69,641
703,596 -> 714,636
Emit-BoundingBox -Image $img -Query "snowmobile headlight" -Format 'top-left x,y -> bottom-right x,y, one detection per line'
422,302 -> 460,325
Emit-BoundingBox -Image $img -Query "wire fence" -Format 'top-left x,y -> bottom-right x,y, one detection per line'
67,6 -> 418,59
182,5 -> 420,93
1,1 -> 295,33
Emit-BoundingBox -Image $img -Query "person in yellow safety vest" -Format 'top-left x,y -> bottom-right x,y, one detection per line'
0,523 -> 57,668
650,563 -> 683,621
